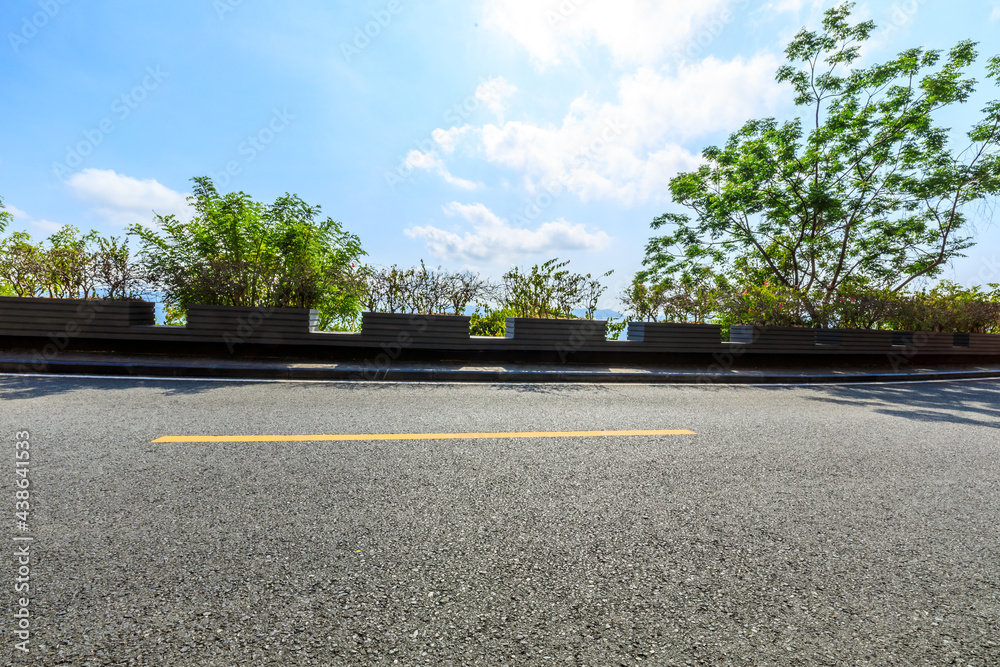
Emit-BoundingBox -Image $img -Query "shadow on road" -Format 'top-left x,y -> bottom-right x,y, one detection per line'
0,374 -> 617,401
1,375 -> 997,429
0,375 -> 272,399
800,380 -> 1000,429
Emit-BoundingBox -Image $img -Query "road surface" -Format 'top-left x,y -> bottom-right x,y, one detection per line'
1,375 -> 998,665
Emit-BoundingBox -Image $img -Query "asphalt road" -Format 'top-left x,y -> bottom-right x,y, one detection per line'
1,376 -> 999,666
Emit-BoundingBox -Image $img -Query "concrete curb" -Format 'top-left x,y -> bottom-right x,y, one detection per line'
3,356 -> 1000,384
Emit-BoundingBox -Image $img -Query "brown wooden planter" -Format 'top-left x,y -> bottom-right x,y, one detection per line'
728,325 -> 818,352
879,330 -> 1000,362
969,333 -> 1000,354
815,328 -> 893,352
360,312 -> 471,345
0,296 -> 154,336
889,330 -> 966,354
504,317 -> 607,346
182,305 -> 318,351
626,322 -> 722,349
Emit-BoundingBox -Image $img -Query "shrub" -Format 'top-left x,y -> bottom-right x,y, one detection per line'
0,225 -> 146,300
715,282 -> 812,329
623,276 -> 1000,334
883,282 -> 1000,333
131,177 -> 365,329
359,262 -> 493,316
500,259 -> 611,319
469,305 -> 514,337
621,277 -> 725,324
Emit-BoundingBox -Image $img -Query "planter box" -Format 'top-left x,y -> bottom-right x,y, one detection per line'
360,312 -> 471,345
626,322 -> 722,349
505,317 -> 607,346
0,296 -> 154,336
728,325 -> 818,352
969,333 -> 1000,354
815,328 -> 893,352
889,330 -> 961,354
184,305 -> 317,339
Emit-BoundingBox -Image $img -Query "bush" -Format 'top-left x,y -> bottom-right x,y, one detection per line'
464,260 -> 615,337
621,276 -> 725,324
883,282 -> 1000,333
131,177 -> 365,329
500,259 -> 611,319
359,262 -> 493,316
715,282 -> 812,329
0,225 -> 146,300
623,277 -> 1000,334
469,305 -> 514,336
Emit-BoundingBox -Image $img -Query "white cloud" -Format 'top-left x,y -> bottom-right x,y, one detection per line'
3,204 -> 65,235
30,219 -> 65,234
475,76 -> 517,123
66,169 -> 191,226
4,204 -> 30,220
424,54 -> 785,206
431,127 -> 469,155
483,0 -> 735,67
405,202 -> 611,262
404,150 -> 481,190
991,4 -> 1000,21
761,0 -> 825,13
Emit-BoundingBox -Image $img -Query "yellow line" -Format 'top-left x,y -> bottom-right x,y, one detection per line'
152,429 -> 696,443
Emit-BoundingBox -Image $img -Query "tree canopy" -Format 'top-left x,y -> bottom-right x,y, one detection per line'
639,2 -> 1000,324
0,196 -> 12,235
131,177 -> 366,328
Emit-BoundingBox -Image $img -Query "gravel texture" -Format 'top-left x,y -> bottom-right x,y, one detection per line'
1,376 -> 998,665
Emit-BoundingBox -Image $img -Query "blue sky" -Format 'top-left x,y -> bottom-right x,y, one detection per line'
2,0 -> 999,307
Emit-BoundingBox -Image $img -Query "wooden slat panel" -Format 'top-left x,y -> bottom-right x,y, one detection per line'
361,313 -> 472,341
627,322 -> 722,348
969,333 -> 1000,353
729,325 -> 817,351
185,305 -> 316,333
0,298 -> 155,328
505,318 -> 608,344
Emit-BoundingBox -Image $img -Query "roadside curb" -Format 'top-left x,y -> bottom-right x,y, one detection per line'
3,357 -> 1000,384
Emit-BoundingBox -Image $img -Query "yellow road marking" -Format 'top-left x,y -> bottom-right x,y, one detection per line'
153,429 -> 696,443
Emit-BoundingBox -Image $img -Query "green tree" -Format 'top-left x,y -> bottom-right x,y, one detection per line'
639,3 -> 1000,325
0,196 -> 11,235
131,177 -> 366,329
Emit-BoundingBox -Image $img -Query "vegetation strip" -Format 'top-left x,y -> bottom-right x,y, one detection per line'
152,429 -> 697,443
